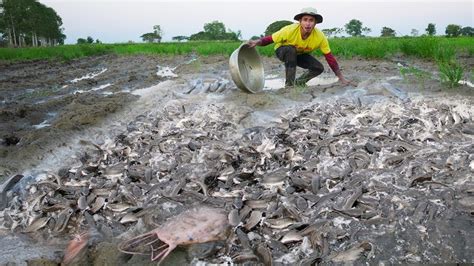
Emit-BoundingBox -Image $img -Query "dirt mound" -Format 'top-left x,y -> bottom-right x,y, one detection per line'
53,92 -> 138,130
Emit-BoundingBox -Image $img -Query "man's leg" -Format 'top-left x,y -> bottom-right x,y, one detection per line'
295,54 -> 324,86
276,46 -> 297,87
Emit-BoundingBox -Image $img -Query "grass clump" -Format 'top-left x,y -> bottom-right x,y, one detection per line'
438,61 -> 463,88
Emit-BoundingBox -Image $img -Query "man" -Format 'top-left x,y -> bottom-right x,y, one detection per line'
248,7 -> 353,87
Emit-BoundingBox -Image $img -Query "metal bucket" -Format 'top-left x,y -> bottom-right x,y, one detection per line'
229,43 -> 264,93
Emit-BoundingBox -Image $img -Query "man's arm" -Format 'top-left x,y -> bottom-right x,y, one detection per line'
324,52 -> 340,74
324,52 -> 355,86
247,36 -> 273,48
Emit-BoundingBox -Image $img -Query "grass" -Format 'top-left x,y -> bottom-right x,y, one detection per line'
1,37 -> 471,90
399,66 -> 432,90
0,44 -> 113,61
438,61 -> 464,88
0,41 -> 240,62
0,37 -> 472,62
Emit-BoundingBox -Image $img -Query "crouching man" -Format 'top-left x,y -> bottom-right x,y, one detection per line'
248,7 -> 354,88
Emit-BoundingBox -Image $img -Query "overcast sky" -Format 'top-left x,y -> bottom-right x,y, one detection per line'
40,0 -> 473,44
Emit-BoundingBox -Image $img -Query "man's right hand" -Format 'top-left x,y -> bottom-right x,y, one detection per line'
247,40 -> 260,48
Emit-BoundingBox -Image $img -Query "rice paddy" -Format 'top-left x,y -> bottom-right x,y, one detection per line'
0,37 -> 472,62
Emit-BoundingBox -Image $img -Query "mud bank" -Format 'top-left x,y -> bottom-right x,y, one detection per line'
0,54 -> 198,178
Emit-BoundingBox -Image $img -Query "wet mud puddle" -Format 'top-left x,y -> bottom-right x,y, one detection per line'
0,56 -> 473,264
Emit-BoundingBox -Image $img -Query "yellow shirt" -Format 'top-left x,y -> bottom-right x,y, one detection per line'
272,23 -> 331,54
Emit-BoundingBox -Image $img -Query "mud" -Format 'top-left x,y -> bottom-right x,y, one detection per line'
0,52 -> 473,265
0,54 -> 195,177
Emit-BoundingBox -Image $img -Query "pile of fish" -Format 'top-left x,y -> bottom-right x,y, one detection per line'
186,78 -> 233,94
1,94 -> 473,264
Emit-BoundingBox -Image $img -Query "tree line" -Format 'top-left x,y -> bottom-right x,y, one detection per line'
141,21 -> 241,43
0,0 -> 65,47
1,2 -> 470,48
321,20 -> 473,38
146,19 -> 472,44
155,19 -> 472,43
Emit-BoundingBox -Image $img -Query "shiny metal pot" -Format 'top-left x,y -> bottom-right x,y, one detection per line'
229,43 -> 264,93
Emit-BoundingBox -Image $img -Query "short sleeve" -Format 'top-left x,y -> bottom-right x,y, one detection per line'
272,25 -> 288,43
319,34 -> 331,54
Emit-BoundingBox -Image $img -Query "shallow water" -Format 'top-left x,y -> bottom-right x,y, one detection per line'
263,74 -> 339,90
70,68 -> 108,83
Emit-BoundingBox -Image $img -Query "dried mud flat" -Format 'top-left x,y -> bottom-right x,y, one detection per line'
0,53 -> 473,265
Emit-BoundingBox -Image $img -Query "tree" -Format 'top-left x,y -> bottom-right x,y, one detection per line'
77,38 -> 87,44
411,29 -> 419,37
172,35 -> 189,42
140,32 -> 160,43
189,31 -> 211,41
322,28 -> 336,38
0,36 -> 7,47
0,0 -> 65,47
140,24 -> 162,43
264,20 -> 293,36
445,24 -> 462,37
189,21 -> 240,41
228,29 -> 241,40
77,36 -> 96,44
426,23 -> 436,36
460,26 -> 474,37
140,25 -> 163,43
203,21 -> 226,40
381,27 -> 396,37
345,19 -> 363,37
362,27 -> 372,36
322,27 -> 345,38
38,5 -> 66,45
153,25 -> 162,42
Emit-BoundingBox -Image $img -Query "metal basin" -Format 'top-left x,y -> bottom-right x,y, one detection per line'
229,43 -> 264,93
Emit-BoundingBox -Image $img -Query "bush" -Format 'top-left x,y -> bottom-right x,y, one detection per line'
264,20 -> 293,36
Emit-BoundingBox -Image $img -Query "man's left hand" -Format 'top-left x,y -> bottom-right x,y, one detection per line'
338,76 -> 357,87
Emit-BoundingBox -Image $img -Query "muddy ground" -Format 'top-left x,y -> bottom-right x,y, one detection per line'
0,54 -> 195,178
0,52 -> 473,264
1,53 -> 472,180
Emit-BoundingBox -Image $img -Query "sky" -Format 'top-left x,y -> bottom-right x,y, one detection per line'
40,0 -> 473,44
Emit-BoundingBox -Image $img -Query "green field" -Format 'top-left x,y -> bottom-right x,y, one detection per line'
0,37 -> 472,62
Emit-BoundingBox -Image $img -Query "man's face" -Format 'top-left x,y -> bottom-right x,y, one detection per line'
300,15 -> 316,34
